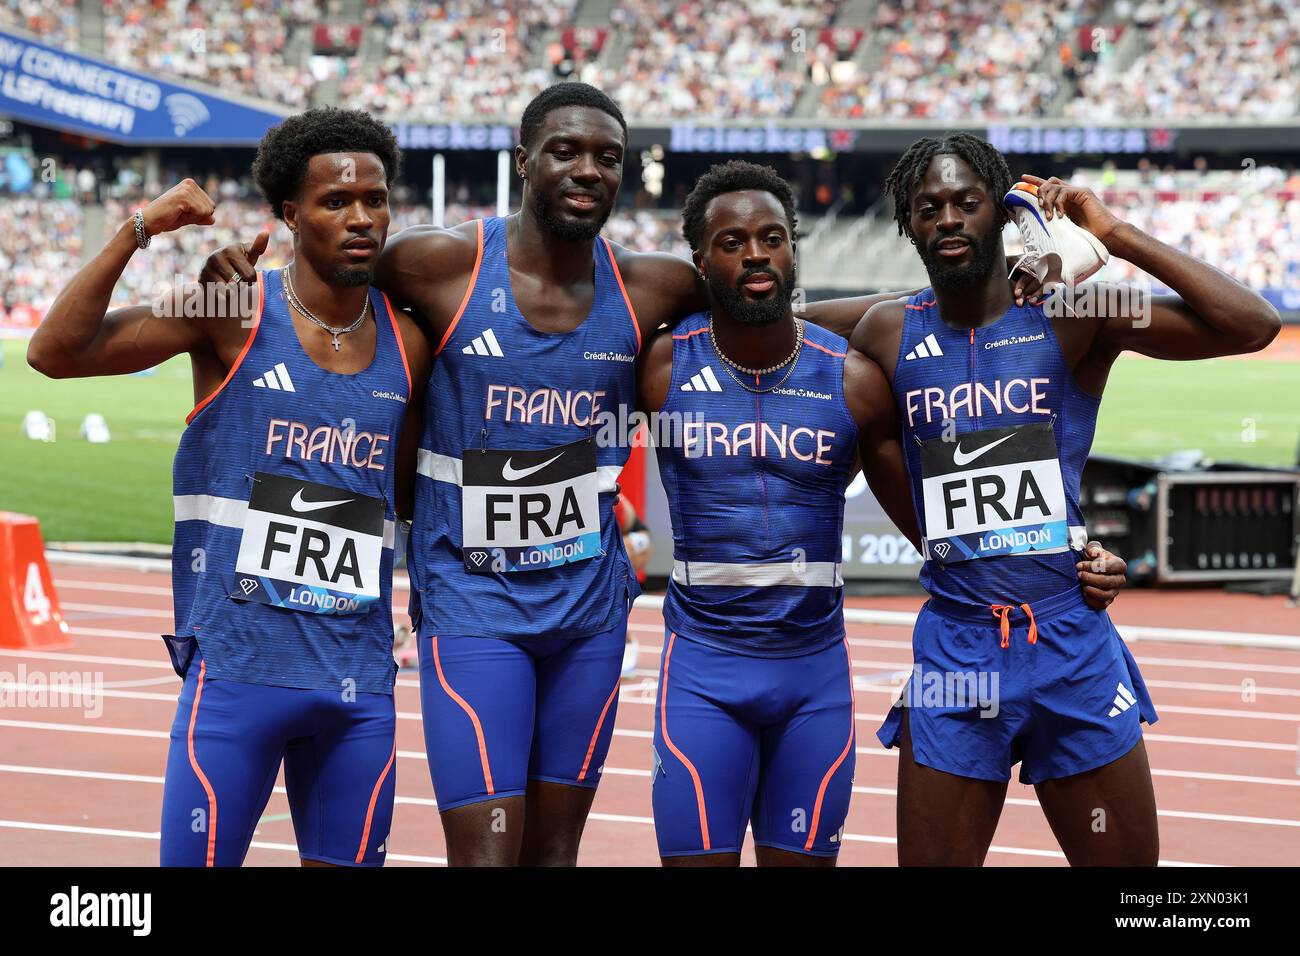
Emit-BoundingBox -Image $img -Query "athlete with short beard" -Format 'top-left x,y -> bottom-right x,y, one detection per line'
30,109 -> 431,866
853,133 -> 1280,866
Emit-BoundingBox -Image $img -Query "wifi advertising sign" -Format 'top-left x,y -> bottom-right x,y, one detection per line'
0,30 -> 289,145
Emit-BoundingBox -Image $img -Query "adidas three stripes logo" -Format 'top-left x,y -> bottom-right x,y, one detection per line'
1108,682 -> 1138,717
462,328 -> 505,357
680,365 -> 723,392
252,362 -> 296,392
904,333 -> 944,361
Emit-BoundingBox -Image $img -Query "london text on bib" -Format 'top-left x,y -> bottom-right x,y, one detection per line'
231,472 -> 385,614
461,438 -> 601,573
920,422 -> 1069,563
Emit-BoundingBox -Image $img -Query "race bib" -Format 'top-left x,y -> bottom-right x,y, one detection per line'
920,423 -> 1070,564
230,472 -> 385,614
461,438 -> 602,573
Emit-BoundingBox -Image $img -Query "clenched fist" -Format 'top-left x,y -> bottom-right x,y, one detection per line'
139,179 -> 216,237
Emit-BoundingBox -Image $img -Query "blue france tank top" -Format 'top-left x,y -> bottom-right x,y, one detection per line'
171,268 -> 411,693
657,313 -> 858,656
891,290 -> 1098,607
409,217 -> 642,640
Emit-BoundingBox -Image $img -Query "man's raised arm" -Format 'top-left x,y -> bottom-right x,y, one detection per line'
28,180 -> 230,378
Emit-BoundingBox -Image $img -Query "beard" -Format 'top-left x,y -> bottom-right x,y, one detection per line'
916,225 -> 1003,291
535,188 -> 611,242
708,263 -> 797,327
332,265 -> 374,287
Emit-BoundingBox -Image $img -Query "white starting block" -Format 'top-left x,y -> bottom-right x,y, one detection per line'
21,410 -> 54,443
80,413 -> 111,444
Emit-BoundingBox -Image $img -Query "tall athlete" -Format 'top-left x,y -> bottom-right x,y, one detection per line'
197,83 -> 1073,867
639,161 -> 1129,866
851,134 -> 1280,866
29,109 -> 431,866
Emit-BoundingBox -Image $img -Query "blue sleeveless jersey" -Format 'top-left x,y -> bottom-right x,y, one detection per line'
410,217 -> 642,640
657,313 -> 858,656
171,269 -> 410,694
891,290 -> 1098,607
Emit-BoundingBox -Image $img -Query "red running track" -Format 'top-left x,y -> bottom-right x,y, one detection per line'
1,561 -> 1298,866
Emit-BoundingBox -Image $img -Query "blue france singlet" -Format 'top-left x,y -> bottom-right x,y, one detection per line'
171,269 -> 411,694
891,290 -> 1099,607
657,313 -> 858,656
409,217 -> 642,641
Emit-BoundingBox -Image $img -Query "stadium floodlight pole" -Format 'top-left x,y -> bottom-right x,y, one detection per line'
432,153 -> 445,229
497,149 -> 509,216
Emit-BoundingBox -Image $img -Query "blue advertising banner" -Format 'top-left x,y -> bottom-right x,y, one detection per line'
0,29 -> 289,145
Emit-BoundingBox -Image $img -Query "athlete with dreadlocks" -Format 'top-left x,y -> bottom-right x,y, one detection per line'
851,133 -> 1280,866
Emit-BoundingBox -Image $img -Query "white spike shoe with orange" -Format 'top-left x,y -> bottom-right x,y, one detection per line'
1004,181 -> 1110,303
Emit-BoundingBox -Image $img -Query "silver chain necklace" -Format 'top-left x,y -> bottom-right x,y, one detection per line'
708,312 -> 805,394
282,266 -> 369,351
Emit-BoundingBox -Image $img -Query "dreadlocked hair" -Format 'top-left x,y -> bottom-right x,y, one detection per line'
884,133 -> 1013,238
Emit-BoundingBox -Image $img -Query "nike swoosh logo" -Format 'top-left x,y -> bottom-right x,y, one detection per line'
502,452 -> 563,482
290,489 -> 354,512
951,432 -> 1017,467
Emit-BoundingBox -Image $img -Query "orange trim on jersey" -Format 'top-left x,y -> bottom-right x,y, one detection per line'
435,219 -> 484,358
187,660 -> 219,867
356,708 -> 396,864
432,634 -> 494,794
805,638 -> 856,851
660,632 -> 710,850
671,327 -> 708,341
577,678 -> 620,782
185,272 -> 265,425
904,300 -> 936,311
602,237 -> 642,354
381,291 -> 412,394
805,339 -> 846,358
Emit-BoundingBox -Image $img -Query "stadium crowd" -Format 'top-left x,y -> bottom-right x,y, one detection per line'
0,198 -> 81,313
102,0 -> 317,108
1065,0 -> 1300,121
578,0 -> 839,120
336,0 -> 575,123
814,0 -> 1102,119
3,0 -> 1297,121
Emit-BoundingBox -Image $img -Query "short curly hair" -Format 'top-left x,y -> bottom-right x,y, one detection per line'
884,133 -> 1012,238
681,160 -> 798,253
519,82 -> 627,149
252,108 -> 402,221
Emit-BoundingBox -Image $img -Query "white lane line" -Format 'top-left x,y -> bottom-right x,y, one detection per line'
0,648 -> 172,669
1135,655 -> 1300,677
0,820 -> 445,865
9,717 -> 1294,771
1156,703 -> 1300,721
0,779 -> 1219,866
70,627 -> 161,642
845,785 -> 1300,829
1145,680 -> 1300,699
9,763 -> 1297,835
56,580 -> 172,597
66,624 -> 1300,690
1150,767 -> 1300,788
1145,732 -> 1296,751
61,602 -> 171,618
0,719 -> 168,739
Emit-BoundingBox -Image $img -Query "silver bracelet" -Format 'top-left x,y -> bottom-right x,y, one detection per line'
132,209 -> 150,249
